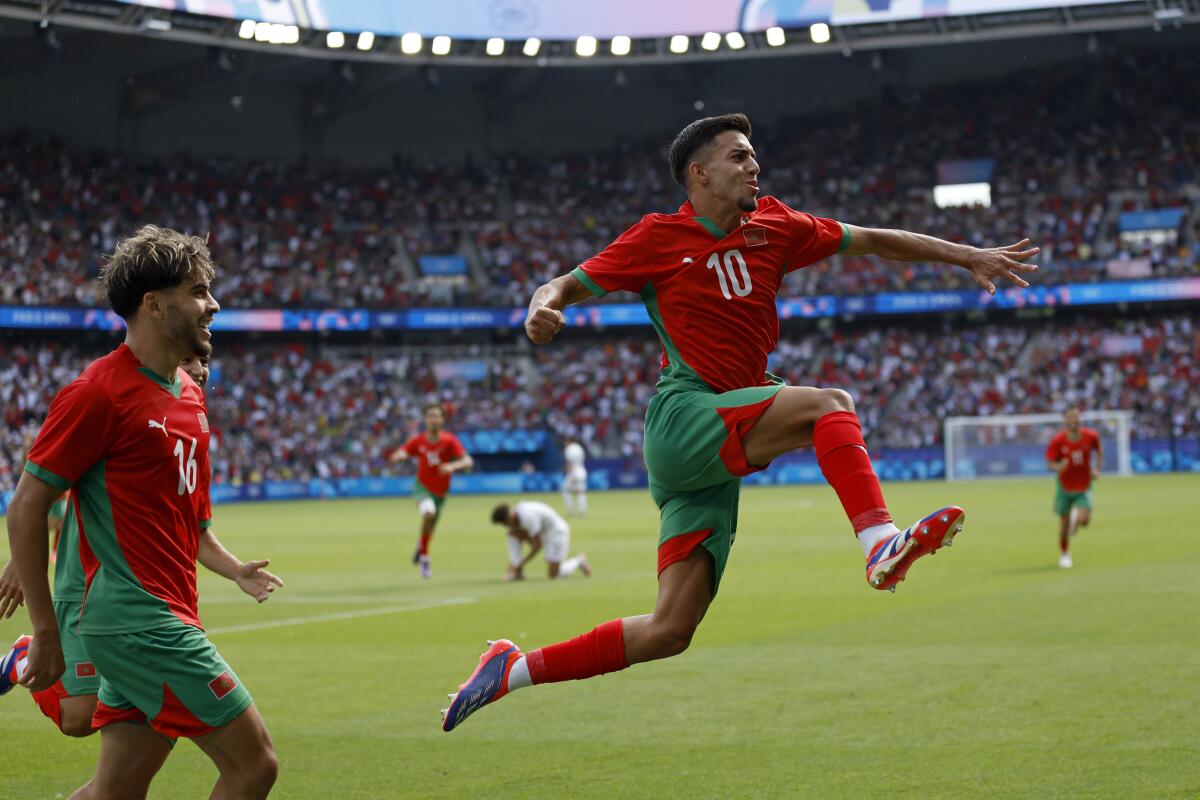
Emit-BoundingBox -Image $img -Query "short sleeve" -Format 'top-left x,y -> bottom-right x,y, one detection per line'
781,205 -> 851,273
1044,436 -> 1060,461
447,435 -> 467,459
571,217 -> 657,296
25,379 -> 116,490
401,436 -> 419,456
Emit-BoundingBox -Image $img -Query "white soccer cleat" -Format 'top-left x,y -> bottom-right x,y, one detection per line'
1059,553 -> 1073,569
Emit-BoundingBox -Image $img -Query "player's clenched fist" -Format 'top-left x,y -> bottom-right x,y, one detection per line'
525,306 -> 565,344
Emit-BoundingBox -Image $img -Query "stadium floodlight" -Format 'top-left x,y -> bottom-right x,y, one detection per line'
254,21 -> 272,42
238,19 -> 255,39
401,32 -> 422,54
934,182 -> 991,209
610,35 -> 631,56
725,31 -> 745,50
701,32 -> 721,51
356,31 -> 375,51
431,35 -> 452,55
765,27 -> 786,46
281,25 -> 300,44
576,35 -> 598,57
486,37 -> 505,56
523,37 -> 541,57
810,23 -> 831,44
326,31 -> 345,48
669,35 -> 689,54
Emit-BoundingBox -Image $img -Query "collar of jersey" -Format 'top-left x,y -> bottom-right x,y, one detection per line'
680,201 -> 751,240
119,344 -> 183,398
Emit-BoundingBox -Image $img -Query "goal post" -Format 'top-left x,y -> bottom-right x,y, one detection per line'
943,411 -> 1133,481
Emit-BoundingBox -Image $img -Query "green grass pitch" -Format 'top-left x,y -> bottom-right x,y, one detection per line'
2,475 -> 1198,798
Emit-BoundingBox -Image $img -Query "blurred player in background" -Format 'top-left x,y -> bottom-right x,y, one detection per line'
3,226 -> 279,797
441,112 -> 1038,732
491,501 -> 592,581
390,402 -> 473,579
561,437 -> 588,517
1045,405 -> 1102,568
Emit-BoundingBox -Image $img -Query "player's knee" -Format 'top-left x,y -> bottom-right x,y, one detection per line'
820,388 -> 855,414
230,748 -> 278,792
60,714 -> 96,738
651,620 -> 697,658
59,699 -> 98,738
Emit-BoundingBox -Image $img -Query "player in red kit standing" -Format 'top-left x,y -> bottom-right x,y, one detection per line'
1045,405 -> 1102,568
390,402 -> 473,579
5,226 -> 278,797
440,113 -> 1040,732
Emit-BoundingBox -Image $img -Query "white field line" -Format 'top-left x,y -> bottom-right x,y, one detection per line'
207,596 -> 476,636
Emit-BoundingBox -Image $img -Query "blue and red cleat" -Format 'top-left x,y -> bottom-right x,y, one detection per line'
0,634 -> 32,696
866,507 -> 965,592
441,639 -> 523,733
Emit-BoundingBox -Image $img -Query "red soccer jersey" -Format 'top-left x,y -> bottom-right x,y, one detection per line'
25,344 -> 212,634
403,431 -> 466,497
1045,428 -> 1101,492
571,197 -> 848,393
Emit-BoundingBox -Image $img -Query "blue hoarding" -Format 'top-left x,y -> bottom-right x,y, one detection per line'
2,278 -> 1197,334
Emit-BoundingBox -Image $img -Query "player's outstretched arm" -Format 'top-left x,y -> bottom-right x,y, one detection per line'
198,529 -> 284,603
525,274 -> 593,345
7,471 -> 66,691
842,226 -> 1039,295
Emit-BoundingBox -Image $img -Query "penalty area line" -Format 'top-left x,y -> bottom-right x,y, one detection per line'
208,596 -> 477,636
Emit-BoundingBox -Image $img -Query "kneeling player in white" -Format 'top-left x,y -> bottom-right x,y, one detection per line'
492,501 -> 591,581
561,438 -> 588,517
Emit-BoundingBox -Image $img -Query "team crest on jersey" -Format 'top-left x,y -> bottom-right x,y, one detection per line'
742,227 -> 768,247
75,662 -> 96,678
209,671 -> 238,700
197,412 -> 209,433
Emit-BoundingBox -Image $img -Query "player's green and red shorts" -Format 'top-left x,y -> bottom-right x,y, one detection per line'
572,196 -> 850,594
412,481 -> 447,521
1053,485 -> 1094,517
25,344 -> 253,739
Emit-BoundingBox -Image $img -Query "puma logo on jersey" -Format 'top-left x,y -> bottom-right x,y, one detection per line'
148,417 -> 168,437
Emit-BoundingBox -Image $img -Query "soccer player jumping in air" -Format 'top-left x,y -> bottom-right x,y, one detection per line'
441,114 -> 1039,732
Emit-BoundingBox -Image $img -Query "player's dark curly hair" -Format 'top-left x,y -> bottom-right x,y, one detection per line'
491,504 -> 511,525
668,112 -> 752,188
100,225 -> 215,319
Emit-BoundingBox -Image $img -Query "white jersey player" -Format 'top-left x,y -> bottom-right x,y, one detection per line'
491,501 -> 592,581
561,438 -> 588,516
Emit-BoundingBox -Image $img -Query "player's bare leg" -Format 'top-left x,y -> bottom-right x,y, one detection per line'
414,511 -> 437,579
742,385 -> 963,592
68,722 -> 172,799
194,705 -> 278,799
441,548 -> 712,731
547,555 -> 591,580
58,694 -> 99,738
1058,514 -> 1073,568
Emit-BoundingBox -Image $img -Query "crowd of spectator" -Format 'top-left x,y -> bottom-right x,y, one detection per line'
1,51 -> 1196,312
1,312 -> 1194,486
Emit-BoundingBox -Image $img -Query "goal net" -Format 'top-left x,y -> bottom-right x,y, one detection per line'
943,411 -> 1133,481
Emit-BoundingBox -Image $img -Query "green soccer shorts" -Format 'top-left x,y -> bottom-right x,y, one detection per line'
83,621 -> 252,740
1054,485 -> 1094,517
644,384 -> 784,595
413,482 -> 446,522
54,600 -> 100,697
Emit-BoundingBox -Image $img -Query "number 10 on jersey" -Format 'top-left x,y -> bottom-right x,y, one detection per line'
707,249 -> 752,300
